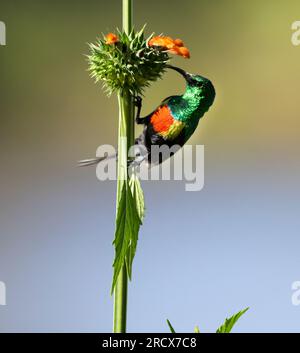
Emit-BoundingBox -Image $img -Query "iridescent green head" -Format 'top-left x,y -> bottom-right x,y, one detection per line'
166,65 -> 216,108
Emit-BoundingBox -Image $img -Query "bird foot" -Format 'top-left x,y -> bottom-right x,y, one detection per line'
134,95 -> 142,108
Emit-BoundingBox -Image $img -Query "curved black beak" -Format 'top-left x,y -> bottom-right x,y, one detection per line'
166,64 -> 192,82
166,65 -> 193,82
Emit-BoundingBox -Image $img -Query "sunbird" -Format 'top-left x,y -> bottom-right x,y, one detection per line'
79,65 -> 215,167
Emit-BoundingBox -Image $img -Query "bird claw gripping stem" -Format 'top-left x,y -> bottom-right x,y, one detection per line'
134,96 -> 144,124
134,95 -> 142,108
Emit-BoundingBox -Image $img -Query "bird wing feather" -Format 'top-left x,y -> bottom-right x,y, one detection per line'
149,104 -> 185,140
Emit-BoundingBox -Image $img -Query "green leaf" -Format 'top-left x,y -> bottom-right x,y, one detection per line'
111,180 -> 142,293
129,174 -> 145,223
194,326 -> 200,333
216,308 -> 249,333
167,319 -> 176,333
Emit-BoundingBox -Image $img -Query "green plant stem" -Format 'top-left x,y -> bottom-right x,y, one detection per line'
113,261 -> 128,333
122,0 -> 133,34
113,0 -> 134,333
113,92 -> 134,333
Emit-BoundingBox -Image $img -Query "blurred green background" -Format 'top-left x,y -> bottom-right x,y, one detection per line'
2,0 -> 300,173
1,0 -> 300,332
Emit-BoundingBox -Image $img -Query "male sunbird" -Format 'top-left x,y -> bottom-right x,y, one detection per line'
79,65 -> 215,167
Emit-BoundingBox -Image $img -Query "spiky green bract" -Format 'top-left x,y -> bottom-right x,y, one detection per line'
88,27 -> 169,96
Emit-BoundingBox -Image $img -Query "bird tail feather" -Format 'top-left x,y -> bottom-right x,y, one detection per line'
77,154 -> 116,167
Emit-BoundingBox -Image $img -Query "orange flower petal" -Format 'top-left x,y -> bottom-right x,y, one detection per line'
105,33 -> 119,45
178,46 -> 190,59
149,35 -> 190,58
168,47 -> 181,55
149,36 -> 166,47
149,35 -> 175,49
164,36 -> 176,49
173,38 -> 184,47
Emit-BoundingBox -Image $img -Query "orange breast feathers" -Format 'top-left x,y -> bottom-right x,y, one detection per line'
150,105 -> 175,134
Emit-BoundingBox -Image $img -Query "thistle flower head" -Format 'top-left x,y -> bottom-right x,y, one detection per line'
88,27 -> 170,96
